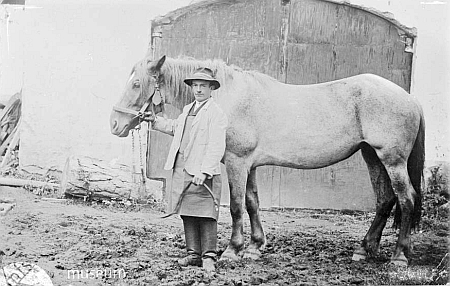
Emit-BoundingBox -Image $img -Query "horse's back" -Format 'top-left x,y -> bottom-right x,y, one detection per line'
323,73 -> 421,119
220,71 -> 422,168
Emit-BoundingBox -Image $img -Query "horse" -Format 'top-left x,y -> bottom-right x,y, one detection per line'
110,55 -> 425,266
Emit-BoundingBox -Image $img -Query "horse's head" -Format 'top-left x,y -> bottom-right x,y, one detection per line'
110,55 -> 166,137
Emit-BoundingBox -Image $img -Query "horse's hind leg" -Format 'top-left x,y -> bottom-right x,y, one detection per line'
220,155 -> 249,261
353,144 -> 396,261
243,168 -> 266,259
377,148 -> 418,266
383,163 -> 416,265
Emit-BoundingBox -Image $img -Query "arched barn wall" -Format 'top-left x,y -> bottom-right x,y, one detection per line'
147,0 -> 416,211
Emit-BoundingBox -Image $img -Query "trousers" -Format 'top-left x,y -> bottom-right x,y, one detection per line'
181,215 -> 217,260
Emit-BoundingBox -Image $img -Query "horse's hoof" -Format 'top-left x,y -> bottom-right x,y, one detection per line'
243,248 -> 261,260
219,248 -> 241,262
352,253 -> 367,262
365,243 -> 380,257
389,259 -> 408,267
390,253 -> 408,267
352,247 -> 367,262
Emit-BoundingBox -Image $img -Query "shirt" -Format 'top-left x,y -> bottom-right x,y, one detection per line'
194,98 -> 209,112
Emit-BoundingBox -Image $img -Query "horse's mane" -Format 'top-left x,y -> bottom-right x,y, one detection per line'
159,57 -> 276,108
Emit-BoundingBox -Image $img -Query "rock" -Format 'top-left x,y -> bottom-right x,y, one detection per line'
350,277 -> 364,284
120,236 -> 133,243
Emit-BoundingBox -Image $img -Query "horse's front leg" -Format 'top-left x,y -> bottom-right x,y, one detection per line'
243,168 -> 265,259
220,156 -> 249,261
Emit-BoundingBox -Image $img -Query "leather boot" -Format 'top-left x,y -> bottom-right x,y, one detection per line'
178,216 -> 202,267
200,217 -> 218,271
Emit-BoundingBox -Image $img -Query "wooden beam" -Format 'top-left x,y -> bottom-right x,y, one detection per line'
0,177 -> 58,189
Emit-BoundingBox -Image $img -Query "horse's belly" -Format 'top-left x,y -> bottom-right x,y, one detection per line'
253,137 -> 361,169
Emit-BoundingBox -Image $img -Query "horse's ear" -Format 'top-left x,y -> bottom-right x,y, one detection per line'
155,55 -> 166,71
148,55 -> 166,73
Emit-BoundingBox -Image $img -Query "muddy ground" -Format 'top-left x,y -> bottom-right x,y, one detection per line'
0,186 -> 448,286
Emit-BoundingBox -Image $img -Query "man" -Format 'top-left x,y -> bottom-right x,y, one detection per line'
149,67 -> 227,272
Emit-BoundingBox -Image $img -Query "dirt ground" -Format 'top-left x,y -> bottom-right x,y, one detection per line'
0,186 -> 448,286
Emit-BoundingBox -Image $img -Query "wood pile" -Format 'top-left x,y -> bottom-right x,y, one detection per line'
0,91 -> 21,168
60,156 -> 154,201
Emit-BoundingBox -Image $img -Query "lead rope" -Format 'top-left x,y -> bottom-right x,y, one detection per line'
131,124 -> 146,200
131,129 -> 137,198
136,123 -> 146,184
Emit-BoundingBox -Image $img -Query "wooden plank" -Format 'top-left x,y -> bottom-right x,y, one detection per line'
0,92 -> 21,147
0,92 -> 21,123
0,119 -> 21,168
0,178 -> 58,189
0,124 -> 18,157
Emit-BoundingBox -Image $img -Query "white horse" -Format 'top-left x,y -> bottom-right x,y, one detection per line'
110,56 -> 425,266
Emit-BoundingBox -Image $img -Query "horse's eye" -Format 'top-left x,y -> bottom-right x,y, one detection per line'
132,81 -> 140,88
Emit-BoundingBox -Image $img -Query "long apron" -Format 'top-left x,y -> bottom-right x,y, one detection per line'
167,103 -> 222,220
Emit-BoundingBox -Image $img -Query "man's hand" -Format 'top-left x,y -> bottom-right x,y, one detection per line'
143,112 -> 156,122
192,173 -> 207,185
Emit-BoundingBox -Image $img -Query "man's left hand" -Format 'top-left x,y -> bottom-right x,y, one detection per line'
192,173 -> 207,185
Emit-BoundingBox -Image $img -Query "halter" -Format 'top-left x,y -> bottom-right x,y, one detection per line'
112,75 -> 164,123
112,75 -> 164,199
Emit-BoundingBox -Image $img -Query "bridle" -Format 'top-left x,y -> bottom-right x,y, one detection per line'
112,74 -> 165,193
112,74 -> 164,123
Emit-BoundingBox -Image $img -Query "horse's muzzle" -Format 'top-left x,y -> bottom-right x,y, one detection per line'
110,111 -> 132,137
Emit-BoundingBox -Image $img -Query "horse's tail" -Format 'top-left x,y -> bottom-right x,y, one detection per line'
393,111 -> 425,230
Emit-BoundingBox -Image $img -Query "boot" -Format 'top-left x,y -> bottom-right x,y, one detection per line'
178,254 -> 202,267
200,217 -> 218,272
178,216 -> 202,267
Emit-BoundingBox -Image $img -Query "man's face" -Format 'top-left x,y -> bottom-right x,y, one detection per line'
191,79 -> 213,102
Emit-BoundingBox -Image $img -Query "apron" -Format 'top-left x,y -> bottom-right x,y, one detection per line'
166,102 -> 222,220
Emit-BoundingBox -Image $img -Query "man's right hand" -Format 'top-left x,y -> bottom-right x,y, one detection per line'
143,112 -> 156,122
